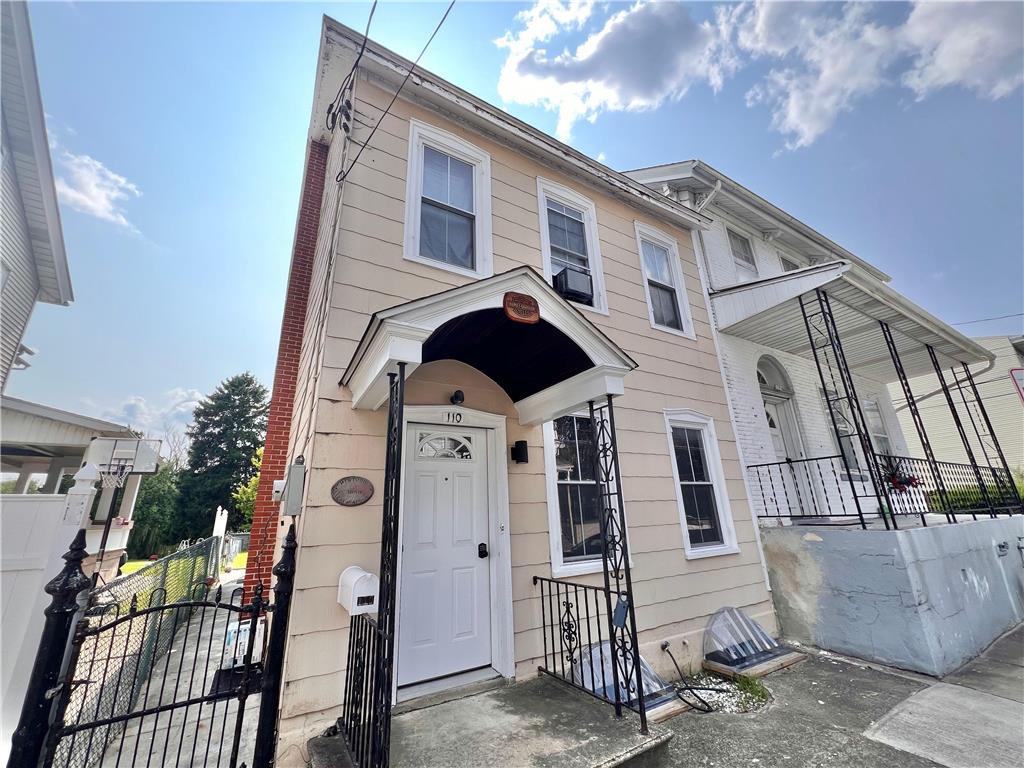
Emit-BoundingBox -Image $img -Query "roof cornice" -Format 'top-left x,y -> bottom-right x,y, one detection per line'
318,16 -> 712,232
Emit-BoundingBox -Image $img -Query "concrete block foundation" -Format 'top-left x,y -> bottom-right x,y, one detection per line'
761,517 -> 1024,676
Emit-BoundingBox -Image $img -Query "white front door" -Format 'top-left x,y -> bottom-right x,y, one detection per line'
764,401 -> 791,461
397,425 -> 491,687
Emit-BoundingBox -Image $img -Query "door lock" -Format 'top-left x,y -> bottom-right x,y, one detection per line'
478,543 -> 489,559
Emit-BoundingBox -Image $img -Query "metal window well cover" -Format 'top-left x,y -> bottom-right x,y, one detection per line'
703,606 -> 788,672
571,641 -> 677,710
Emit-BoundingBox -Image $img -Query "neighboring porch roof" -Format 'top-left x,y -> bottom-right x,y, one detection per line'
0,396 -> 133,466
340,267 -> 637,424
712,263 -> 993,383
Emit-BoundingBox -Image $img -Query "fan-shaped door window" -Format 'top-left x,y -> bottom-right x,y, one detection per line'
416,432 -> 474,460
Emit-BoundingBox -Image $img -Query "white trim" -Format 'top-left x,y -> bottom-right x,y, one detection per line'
536,177 -> 608,315
403,119 -> 493,280
663,408 -> 739,560
341,267 -> 636,412
541,416 -> 633,578
633,221 -> 695,340
690,229 -> 771,588
393,405 -> 515,705
513,365 -> 625,426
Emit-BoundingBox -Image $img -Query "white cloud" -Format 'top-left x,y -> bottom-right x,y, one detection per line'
901,2 -> 1024,100
497,0 -> 733,140
740,3 -> 900,150
54,149 -> 141,231
495,0 -> 1024,149
102,387 -> 202,437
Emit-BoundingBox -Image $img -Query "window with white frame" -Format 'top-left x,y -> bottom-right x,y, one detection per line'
537,178 -> 606,313
862,399 -> 893,456
820,388 -> 870,479
727,228 -> 758,280
664,410 -> 737,557
404,120 -> 492,279
779,254 -> 801,272
635,222 -> 694,337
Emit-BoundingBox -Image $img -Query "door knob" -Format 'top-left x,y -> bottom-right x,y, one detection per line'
478,543 -> 489,559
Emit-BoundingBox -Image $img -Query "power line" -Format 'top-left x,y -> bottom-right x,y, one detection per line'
325,0 -> 378,131
336,0 -> 457,184
951,312 -> 1023,326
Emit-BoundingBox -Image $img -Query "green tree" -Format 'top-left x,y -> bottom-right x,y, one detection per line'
129,460 -> 181,559
231,446 -> 262,530
175,372 -> 268,539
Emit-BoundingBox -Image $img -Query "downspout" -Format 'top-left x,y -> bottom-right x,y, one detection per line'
892,358 -> 996,412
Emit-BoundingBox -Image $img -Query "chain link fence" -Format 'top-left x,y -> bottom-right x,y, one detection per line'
51,537 -> 222,768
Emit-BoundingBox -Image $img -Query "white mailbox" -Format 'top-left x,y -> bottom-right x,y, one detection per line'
338,566 -> 379,616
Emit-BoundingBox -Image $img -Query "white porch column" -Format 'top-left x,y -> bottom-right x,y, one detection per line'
116,474 -> 142,520
12,461 -> 49,493
40,456 -> 80,494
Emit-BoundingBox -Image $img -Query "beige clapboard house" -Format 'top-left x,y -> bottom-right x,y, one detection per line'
268,19 -> 775,760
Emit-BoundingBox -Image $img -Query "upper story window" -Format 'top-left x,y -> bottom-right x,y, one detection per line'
727,228 -> 758,281
779,255 -> 801,272
862,399 -> 893,456
404,120 -> 492,279
634,222 -> 694,338
537,178 -> 607,313
664,409 -> 738,559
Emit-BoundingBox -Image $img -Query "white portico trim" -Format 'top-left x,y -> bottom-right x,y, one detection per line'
340,266 -> 637,424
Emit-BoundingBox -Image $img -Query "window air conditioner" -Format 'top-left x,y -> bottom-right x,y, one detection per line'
553,267 -> 593,304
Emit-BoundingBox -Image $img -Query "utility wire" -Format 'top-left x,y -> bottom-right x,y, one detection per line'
326,0 -> 378,131
335,0 -> 457,183
951,312 -> 1023,326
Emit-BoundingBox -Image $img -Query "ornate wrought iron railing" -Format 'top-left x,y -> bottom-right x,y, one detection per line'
340,613 -> 385,768
749,453 -> 1021,528
532,576 -> 647,713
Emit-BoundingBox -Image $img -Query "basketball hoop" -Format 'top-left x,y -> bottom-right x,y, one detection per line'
84,437 -> 162,590
87,438 -> 161,488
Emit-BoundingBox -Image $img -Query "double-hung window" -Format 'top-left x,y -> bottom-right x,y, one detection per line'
537,178 -> 606,313
664,410 -> 737,558
634,222 -> 694,337
863,399 -> 893,457
404,120 -> 492,279
727,228 -> 758,281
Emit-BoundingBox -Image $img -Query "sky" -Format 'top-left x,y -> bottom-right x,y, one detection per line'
9,0 -> 1023,439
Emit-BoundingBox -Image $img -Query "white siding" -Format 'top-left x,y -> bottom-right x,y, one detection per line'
0,125 -> 39,390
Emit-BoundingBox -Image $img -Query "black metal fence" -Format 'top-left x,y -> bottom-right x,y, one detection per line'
45,537 -> 222,768
749,453 -> 1022,528
532,576 -> 646,713
8,526 -> 296,768
340,613 -> 385,767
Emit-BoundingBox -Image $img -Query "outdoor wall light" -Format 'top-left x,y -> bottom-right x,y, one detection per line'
450,390 -> 465,406
510,440 -> 529,464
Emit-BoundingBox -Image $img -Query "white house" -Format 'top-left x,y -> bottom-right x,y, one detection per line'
626,160 -> 1016,526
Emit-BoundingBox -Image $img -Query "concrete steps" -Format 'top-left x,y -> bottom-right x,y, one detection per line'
308,676 -> 672,768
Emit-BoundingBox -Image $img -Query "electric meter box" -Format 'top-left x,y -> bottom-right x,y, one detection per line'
338,566 -> 379,616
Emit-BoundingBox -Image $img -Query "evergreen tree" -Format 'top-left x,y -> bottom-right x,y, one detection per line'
174,372 -> 268,539
129,461 -> 180,558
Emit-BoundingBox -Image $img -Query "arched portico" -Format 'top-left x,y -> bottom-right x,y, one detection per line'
340,266 -> 636,424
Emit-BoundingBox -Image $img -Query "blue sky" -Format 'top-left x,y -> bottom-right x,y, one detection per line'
10,1 -> 1023,436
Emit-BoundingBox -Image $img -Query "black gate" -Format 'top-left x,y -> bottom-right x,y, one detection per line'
8,525 -> 296,768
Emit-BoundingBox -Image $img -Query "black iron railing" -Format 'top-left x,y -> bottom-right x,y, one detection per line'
749,454 -> 1021,528
533,576 -> 648,713
340,613 -> 385,768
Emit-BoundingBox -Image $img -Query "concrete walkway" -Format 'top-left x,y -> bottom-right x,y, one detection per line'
865,625 -> 1024,768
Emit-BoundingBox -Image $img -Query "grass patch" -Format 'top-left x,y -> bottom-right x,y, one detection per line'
734,674 -> 770,704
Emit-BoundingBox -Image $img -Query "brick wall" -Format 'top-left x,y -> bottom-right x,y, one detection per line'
244,140 -> 329,598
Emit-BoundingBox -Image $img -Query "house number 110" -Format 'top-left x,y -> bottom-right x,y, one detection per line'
445,412 -> 463,424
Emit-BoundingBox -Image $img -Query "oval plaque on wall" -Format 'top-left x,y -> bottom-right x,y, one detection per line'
331,476 -> 374,506
503,291 -> 540,324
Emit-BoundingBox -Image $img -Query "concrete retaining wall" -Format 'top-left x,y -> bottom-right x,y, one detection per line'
761,518 -> 1024,676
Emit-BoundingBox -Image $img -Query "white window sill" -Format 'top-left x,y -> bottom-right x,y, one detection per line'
683,542 -> 740,560
551,559 -> 604,579
650,321 -> 696,341
568,299 -> 609,317
403,251 -> 492,280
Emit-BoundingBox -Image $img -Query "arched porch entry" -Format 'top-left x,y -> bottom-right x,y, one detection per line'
338,267 -> 647,763
757,355 -> 804,464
